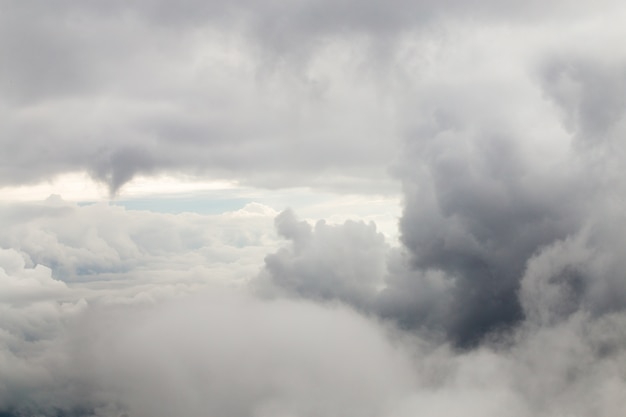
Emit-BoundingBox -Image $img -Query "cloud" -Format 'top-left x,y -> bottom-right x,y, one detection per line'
0,0 -> 401,194
3,1 -> 626,416
0,197 -> 280,299
76,292 -> 415,417
519,207 -> 626,327
385,16 -> 626,346
256,207 -> 626,414
2,0 -> 624,194
0,248 -> 87,416
1,202 -> 626,416
0,248 -> 68,305
256,209 -> 387,309
2,280 -> 625,417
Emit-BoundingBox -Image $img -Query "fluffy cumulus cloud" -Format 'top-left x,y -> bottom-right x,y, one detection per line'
255,209 -> 388,309
0,197 -> 280,287
3,0 -> 626,416
0,248 -> 87,414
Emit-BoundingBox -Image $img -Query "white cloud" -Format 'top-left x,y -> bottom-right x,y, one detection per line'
0,197 -> 280,292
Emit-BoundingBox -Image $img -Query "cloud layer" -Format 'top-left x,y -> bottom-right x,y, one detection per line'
3,0 -> 623,194
3,0 -> 626,416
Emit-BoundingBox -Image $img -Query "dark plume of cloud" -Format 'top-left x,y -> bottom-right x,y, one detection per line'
261,53 -> 626,347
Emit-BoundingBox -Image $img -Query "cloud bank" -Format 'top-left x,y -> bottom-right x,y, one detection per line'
2,0 -> 626,416
2,0 -> 622,194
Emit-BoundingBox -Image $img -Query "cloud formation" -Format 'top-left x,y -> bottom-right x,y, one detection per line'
0,197 -> 279,287
3,0 -> 626,416
252,0 -> 626,351
2,267 -> 625,416
0,0 -> 402,194
256,209 -> 387,309
3,0 -> 623,195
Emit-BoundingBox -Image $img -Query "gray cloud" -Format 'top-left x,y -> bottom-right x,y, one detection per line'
257,16 -> 626,346
77,293 -> 415,417
2,268 -> 625,417
385,20 -> 626,345
256,209 -> 387,309
3,1 -> 626,416
2,0 -> 623,194
0,0 -> 403,194
539,57 -> 626,143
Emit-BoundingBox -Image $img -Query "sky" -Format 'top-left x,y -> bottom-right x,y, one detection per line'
2,1 -> 626,416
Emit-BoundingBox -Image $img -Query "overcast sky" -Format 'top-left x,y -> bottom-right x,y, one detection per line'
2,1 -> 626,416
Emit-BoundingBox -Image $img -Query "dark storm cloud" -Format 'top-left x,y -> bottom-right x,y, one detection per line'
257,12 -> 626,346
539,57 -> 626,143
393,135 -> 589,345
2,0 -> 623,193
257,39 -> 626,347
382,18 -> 626,345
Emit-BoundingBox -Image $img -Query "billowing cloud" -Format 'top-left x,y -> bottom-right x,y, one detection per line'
0,248 -> 87,415
0,0 -> 401,194
0,197 -> 282,312
2,273 -> 625,416
76,292 -> 415,417
255,209 -> 387,309
387,14 -> 626,346
254,6 -> 626,348
3,0 -> 626,416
